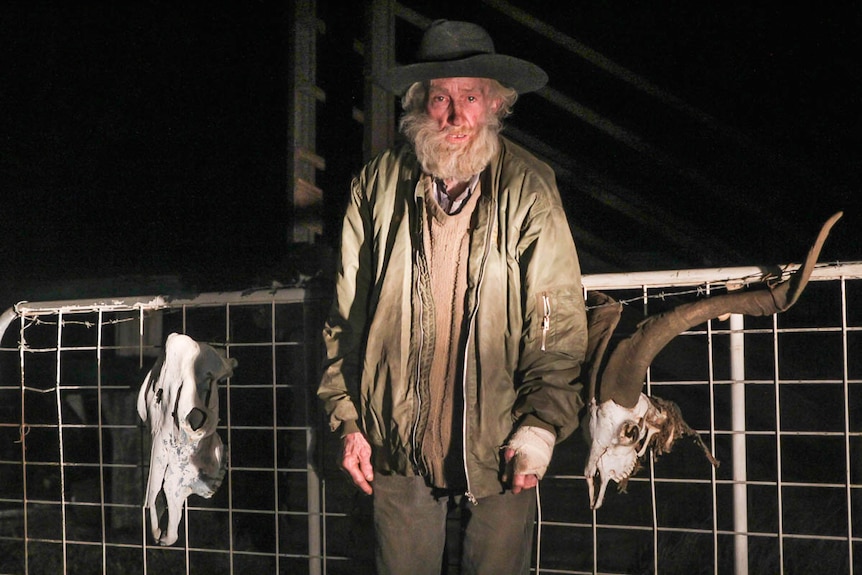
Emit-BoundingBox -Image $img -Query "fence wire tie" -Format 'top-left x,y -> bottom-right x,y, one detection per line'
22,385 -> 58,393
14,424 -> 30,445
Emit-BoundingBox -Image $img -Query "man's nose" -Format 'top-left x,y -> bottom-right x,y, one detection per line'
447,102 -> 463,125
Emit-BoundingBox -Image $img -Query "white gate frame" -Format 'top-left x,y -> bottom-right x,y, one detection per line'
1,261 -> 860,574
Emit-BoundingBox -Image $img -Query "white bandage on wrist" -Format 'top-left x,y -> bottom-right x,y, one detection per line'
507,425 -> 556,479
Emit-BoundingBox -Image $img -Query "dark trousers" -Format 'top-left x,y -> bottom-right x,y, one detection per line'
372,474 -> 537,575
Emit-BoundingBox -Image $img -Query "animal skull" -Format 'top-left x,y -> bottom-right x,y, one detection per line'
583,391 -> 718,509
137,332 -> 237,546
582,212 -> 842,509
584,394 -> 651,509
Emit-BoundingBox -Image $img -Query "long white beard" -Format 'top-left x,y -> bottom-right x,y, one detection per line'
400,111 -> 501,182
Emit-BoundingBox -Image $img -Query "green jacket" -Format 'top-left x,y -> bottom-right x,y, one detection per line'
318,137 -> 588,500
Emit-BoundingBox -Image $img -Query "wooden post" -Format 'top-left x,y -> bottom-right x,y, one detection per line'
363,0 -> 396,162
288,0 -> 325,243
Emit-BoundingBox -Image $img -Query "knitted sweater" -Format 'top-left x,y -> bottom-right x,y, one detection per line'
420,183 -> 482,488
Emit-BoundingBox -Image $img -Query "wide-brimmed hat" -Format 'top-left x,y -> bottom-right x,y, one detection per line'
378,20 -> 548,96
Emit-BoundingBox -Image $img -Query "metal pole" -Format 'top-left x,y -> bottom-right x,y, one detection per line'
730,313 -> 748,574
307,428 -> 322,575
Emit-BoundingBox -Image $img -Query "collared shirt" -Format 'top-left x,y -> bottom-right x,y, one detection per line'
433,174 -> 480,215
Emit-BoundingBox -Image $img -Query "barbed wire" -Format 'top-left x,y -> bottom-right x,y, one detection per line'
581,259 -> 860,311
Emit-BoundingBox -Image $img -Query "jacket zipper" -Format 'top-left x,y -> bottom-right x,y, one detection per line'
460,196 -> 495,506
541,295 -> 551,351
410,197 -> 427,475
410,267 -> 425,473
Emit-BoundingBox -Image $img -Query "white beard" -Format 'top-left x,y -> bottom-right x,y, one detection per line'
400,110 -> 501,182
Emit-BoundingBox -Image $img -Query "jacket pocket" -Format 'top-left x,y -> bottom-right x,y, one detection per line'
536,288 -> 584,352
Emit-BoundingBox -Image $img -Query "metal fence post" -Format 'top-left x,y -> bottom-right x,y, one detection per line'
307,426 -> 322,575
730,313 -> 748,575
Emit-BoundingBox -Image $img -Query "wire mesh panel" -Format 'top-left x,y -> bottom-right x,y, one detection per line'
0,264 -> 860,575
0,288 -> 356,575
538,264 -> 862,575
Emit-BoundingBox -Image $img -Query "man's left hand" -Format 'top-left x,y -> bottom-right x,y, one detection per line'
503,448 -> 540,494
502,425 -> 556,493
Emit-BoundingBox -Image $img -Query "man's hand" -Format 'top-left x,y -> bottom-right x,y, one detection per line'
340,431 -> 374,494
502,426 -> 556,494
503,448 -> 540,494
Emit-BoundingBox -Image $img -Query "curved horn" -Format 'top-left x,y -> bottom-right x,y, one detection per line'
600,211 -> 843,408
583,292 -> 623,402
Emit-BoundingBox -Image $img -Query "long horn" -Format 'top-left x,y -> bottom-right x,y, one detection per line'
583,292 -> 623,402
600,211 -> 843,408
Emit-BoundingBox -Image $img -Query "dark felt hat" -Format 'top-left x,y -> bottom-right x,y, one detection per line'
379,20 -> 548,96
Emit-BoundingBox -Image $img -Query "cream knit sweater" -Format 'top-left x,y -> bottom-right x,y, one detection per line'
420,182 -> 482,488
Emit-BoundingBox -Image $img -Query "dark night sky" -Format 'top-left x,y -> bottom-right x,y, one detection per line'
2,2 -> 291,297
467,1 -> 861,270
2,1 -> 860,305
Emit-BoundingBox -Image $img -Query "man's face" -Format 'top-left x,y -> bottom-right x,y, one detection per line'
425,77 -> 496,146
399,76 -> 504,182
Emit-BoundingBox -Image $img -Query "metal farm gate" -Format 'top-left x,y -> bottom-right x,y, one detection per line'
0,262 -> 860,575
0,288 -> 344,575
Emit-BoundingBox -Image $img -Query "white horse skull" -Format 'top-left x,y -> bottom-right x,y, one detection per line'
137,332 -> 237,545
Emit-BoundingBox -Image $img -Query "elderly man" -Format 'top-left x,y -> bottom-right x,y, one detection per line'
318,19 -> 588,575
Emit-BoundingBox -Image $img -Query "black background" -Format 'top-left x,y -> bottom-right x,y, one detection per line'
2,1 -> 859,304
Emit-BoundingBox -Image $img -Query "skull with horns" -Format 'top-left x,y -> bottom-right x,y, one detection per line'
581,212 -> 843,509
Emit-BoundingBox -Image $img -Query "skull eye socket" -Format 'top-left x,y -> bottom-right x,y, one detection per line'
618,420 -> 642,445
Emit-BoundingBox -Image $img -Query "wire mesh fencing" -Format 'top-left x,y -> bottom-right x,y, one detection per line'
0,287 -> 357,575
0,262 -> 859,575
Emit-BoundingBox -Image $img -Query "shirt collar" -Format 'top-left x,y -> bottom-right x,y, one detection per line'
433,174 -> 480,215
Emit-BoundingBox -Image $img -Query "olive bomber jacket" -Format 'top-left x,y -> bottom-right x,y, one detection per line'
317,136 -> 588,500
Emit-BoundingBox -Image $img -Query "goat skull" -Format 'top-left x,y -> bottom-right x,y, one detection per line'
582,212 -> 842,509
584,394 -> 652,509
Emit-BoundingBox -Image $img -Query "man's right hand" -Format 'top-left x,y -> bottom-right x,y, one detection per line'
340,431 -> 374,494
